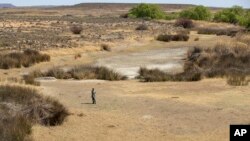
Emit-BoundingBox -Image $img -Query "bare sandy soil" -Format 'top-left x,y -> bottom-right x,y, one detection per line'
0,6 -> 248,141
32,79 -> 250,141
95,47 -> 188,78
28,34 -> 249,141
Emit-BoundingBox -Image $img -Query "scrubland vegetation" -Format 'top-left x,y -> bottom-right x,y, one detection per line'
127,4 -> 250,29
138,36 -> 250,86
179,6 -> 211,20
0,85 -> 68,141
24,65 -> 127,85
0,49 -> 50,69
128,3 -> 166,19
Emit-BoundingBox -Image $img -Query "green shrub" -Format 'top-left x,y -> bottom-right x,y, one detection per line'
179,6 -> 211,20
238,12 -> 250,29
128,3 -> 166,19
165,12 -> 179,20
213,6 -> 247,25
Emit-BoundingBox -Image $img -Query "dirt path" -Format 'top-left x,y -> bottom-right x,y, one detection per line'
32,79 -> 250,141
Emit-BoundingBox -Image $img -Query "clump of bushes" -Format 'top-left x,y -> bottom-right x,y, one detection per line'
197,28 -> 239,37
128,3 -> 166,19
136,24 -> 149,30
138,42 -> 250,86
214,6 -> 244,24
24,65 -> 127,84
138,67 -> 201,82
120,13 -> 129,18
214,6 -> 250,29
186,43 -> 250,85
0,49 -> 50,69
0,85 -> 68,141
175,19 -> 194,28
179,5 -> 211,20
156,34 -> 189,42
70,25 -> 83,34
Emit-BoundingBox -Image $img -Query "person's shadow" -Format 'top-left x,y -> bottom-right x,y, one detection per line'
81,102 -> 93,104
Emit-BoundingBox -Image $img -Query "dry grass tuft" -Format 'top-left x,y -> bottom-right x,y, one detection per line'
0,85 -> 68,141
138,40 -> 250,85
24,65 -> 127,84
197,28 -> 240,37
0,49 -> 50,69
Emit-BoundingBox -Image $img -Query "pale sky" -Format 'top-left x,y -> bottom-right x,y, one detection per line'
1,0 -> 250,8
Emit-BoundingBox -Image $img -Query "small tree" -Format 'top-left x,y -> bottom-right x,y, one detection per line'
180,6 -> 211,20
213,6 -> 244,24
128,3 -> 166,19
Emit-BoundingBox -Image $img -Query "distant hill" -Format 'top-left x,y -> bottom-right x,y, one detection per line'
72,3 -> 196,10
0,3 -> 15,8
56,3 -> 223,12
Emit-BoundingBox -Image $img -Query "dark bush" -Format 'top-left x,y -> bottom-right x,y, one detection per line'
70,25 -> 83,34
175,19 -> 194,28
120,13 -> 129,18
157,34 -> 189,42
101,44 -> 111,52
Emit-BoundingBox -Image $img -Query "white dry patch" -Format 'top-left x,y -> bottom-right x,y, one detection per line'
142,115 -> 154,120
95,47 -> 187,79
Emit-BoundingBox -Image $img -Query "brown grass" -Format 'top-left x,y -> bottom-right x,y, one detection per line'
138,40 -> 250,85
24,65 -> 127,84
0,85 -> 68,141
0,49 -> 50,69
185,42 -> 250,85
138,67 -> 201,82
197,28 -> 240,37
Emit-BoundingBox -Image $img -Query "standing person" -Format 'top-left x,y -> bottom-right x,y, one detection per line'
91,88 -> 96,104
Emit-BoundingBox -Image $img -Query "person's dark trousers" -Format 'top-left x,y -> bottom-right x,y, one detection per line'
92,98 -> 96,104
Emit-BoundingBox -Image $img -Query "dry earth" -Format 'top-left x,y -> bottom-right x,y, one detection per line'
32,79 -> 250,141
0,4 -> 249,141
